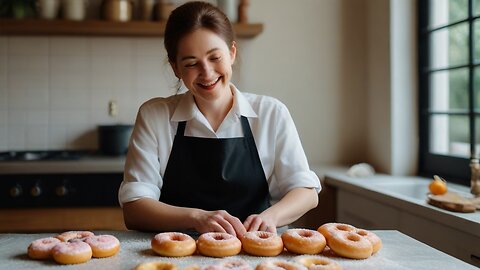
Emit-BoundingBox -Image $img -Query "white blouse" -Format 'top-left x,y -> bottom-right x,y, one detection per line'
118,85 -> 321,207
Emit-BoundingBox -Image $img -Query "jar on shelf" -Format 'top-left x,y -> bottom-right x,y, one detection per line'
102,0 -> 134,22
138,0 -> 155,21
62,0 -> 88,21
155,1 -> 175,22
36,0 -> 60,20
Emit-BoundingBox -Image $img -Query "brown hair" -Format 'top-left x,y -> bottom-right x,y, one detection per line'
164,1 -> 236,64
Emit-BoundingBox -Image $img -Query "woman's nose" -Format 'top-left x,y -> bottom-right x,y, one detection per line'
199,62 -> 213,76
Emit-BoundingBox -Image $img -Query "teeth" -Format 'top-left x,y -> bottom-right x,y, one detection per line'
200,78 -> 219,86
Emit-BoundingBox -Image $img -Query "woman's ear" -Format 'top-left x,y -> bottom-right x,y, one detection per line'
230,41 -> 237,65
170,61 -> 180,78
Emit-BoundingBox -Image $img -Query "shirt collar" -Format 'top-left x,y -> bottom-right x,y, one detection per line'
170,84 -> 258,122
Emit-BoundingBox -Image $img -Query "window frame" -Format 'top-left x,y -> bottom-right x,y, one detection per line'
418,0 -> 480,186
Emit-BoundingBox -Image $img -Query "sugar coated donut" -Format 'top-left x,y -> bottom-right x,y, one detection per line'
293,255 -> 342,270
355,229 -> 382,254
201,259 -> 252,270
327,231 -> 372,259
281,229 -> 326,255
256,259 -> 307,270
56,231 -> 95,242
151,232 -> 196,257
317,223 -> 355,241
197,232 -> 241,257
84,234 -> 120,258
51,241 -> 92,264
27,237 -> 62,260
134,261 -> 178,270
241,231 -> 284,257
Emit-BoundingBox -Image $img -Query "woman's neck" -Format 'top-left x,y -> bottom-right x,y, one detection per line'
195,87 -> 234,132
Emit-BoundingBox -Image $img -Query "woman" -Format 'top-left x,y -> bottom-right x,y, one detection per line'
118,1 -> 320,237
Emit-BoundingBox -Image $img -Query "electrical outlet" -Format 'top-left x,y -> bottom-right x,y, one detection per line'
108,100 -> 118,117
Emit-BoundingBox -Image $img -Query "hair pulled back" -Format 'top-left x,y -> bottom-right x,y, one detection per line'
164,1 -> 235,64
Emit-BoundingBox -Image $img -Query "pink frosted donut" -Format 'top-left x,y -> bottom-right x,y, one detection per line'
84,235 -> 120,258
241,231 -> 284,257
27,237 -> 62,260
56,231 -> 95,242
281,229 -> 327,255
197,232 -> 242,257
327,231 -> 372,259
151,232 -> 196,257
202,259 -> 252,270
355,229 -> 382,254
293,255 -> 342,270
256,259 -> 307,270
51,241 -> 92,264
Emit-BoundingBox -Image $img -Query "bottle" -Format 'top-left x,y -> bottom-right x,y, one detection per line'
217,0 -> 237,23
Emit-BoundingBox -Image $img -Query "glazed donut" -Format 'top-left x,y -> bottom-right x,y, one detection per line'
84,234 -> 120,258
197,232 -> 241,257
51,240 -> 92,264
355,229 -> 382,254
317,223 -> 355,241
281,229 -> 326,255
327,231 -> 372,259
201,259 -> 252,270
151,232 -> 196,257
134,261 -> 178,270
56,231 -> 95,242
293,255 -> 342,270
27,237 -> 61,260
241,231 -> 283,257
256,259 -> 307,270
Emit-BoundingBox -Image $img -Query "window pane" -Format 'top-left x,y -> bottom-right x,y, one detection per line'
476,67 -> 480,109
429,0 -> 468,28
430,115 -> 470,157
430,69 -> 469,111
475,0 -> 480,16
475,19 -> 480,62
476,117 -> 480,157
429,23 -> 469,69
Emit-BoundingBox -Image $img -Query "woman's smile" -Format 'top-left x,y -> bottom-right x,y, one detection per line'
197,77 -> 221,91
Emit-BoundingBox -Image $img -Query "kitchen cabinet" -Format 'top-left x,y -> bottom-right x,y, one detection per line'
0,19 -> 263,38
0,207 -> 126,232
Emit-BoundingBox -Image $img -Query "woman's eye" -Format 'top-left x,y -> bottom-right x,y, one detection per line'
211,56 -> 221,61
185,63 -> 196,67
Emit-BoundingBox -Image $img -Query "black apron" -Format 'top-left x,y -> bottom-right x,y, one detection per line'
159,116 -> 270,222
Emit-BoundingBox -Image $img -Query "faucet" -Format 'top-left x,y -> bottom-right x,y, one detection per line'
470,158 -> 480,197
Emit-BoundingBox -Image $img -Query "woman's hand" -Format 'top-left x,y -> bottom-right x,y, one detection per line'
243,214 -> 277,234
192,210 -> 246,237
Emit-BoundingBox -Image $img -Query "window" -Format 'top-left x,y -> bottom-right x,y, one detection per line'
419,0 -> 480,185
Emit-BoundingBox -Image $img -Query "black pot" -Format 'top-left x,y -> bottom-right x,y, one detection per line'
98,124 -> 133,156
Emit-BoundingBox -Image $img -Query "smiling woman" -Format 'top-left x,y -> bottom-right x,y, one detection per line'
118,1 -> 320,235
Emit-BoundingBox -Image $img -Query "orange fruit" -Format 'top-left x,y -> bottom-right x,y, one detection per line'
429,175 -> 447,195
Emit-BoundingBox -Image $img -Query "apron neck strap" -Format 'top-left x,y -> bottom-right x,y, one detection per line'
176,116 -> 253,137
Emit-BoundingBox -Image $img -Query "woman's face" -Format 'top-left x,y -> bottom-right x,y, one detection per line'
172,28 -> 236,104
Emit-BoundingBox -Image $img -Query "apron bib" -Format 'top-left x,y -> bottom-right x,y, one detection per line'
160,116 -> 269,221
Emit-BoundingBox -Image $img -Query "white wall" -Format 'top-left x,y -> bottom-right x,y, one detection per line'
0,0 -> 375,168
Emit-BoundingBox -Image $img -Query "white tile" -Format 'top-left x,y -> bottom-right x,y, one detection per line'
90,37 -> 133,56
133,38 -> 165,57
26,125 -> 48,150
48,125 -> 67,149
50,37 -> 90,55
27,110 -> 49,125
8,125 -> 26,150
8,37 -> 49,55
91,55 -> 133,90
49,109 -> 69,125
0,124 -> 7,151
0,110 -> 7,125
8,109 -> 27,125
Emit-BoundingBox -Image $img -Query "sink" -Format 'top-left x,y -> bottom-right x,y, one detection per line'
372,181 -> 430,200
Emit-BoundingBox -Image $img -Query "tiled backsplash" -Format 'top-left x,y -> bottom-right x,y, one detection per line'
0,36 -> 177,151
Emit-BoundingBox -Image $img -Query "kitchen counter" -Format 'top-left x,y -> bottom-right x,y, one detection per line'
0,230 -> 476,270
0,156 -> 125,174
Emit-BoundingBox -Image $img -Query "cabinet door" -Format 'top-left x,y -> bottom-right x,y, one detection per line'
337,189 -> 400,229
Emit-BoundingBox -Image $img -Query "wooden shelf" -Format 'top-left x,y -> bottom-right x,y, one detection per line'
0,19 -> 263,38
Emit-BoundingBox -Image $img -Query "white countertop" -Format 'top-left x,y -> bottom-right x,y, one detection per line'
0,156 -> 125,174
0,230 -> 477,270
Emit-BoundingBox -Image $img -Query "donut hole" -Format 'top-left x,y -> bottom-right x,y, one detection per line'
298,230 -> 313,238
257,232 -> 271,239
171,235 -> 184,241
313,260 -> 330,266
213,234 -> 226,241
336,224 -> 351,231
347,234 -> 361,242
356,230 -> 368,236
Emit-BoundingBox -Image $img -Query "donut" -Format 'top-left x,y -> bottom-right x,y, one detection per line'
317,223 -> 355,241
84,234 -> 120,258
197,232 -> 242,257
293,255 -> 342,270
281,229 -> 326,255
355,229 -> 382,254
200,259 -> 252,270
241,231 -> 283,257
56,231 -> 95,242
27,237 -> 62,260
327,231 -> 372,259
256,258 -> 307,270
51,240 -> 92,264
151,232 -> 196,257
134,261 -> 178,270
